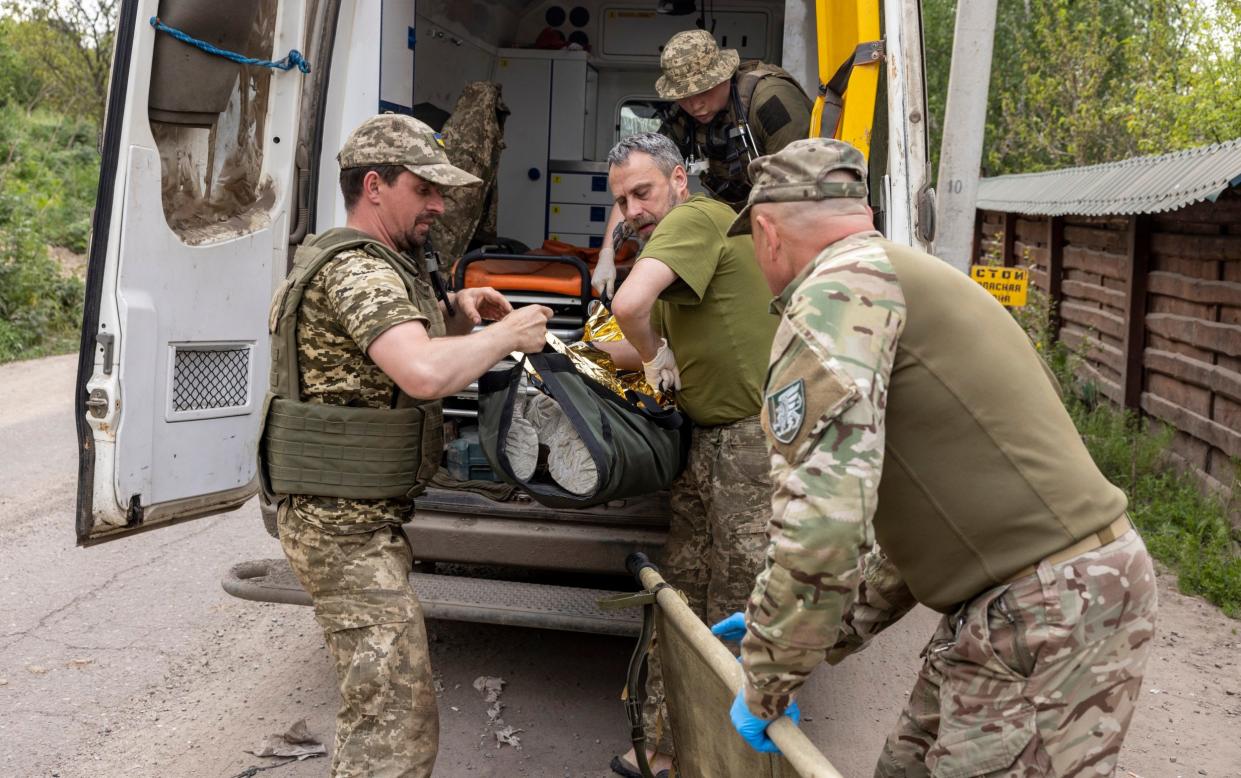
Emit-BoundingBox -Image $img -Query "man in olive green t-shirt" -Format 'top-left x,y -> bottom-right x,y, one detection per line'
595,131 -> 778,776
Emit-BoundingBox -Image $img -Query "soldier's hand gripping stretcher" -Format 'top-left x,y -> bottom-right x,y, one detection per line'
600,555 -> 844,778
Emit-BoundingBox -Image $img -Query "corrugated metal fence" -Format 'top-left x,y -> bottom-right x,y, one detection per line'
972,186 -> 1241,502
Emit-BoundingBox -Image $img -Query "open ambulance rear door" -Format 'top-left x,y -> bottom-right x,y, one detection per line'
72,0 -> 392,545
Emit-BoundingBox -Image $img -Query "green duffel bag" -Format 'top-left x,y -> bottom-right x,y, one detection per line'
477,351 -> 690,509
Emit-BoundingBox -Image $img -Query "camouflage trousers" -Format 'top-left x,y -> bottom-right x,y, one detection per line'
277,506 -> 438,778
643,415 -> 772,754
876,529 -> 1157,778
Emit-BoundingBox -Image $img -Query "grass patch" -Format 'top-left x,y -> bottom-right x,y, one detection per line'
1071,394 -> 1241,618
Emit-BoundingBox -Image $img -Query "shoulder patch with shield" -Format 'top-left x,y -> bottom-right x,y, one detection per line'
767,379 -> 805,444
761,327 -> 860,462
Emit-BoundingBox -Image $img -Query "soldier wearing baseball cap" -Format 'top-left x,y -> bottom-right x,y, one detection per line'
337,112 -> 481,187
591,29 -> 812,300
260,114 -> 550,778
712,136 -> 1157,776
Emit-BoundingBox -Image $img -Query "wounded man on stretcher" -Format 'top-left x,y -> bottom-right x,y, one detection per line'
480,302 -> 684,506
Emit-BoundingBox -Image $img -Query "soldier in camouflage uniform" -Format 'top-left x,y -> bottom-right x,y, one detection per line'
593,29 -> 811,298
592,132 -> 778,778
715,138 -> 1158,776
262,114 -> 551,778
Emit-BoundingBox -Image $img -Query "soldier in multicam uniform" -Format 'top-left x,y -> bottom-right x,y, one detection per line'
591,131 -> 778,778
714,138 -> 1158,776
592,29 -> 812,299
259,114 -> 551,778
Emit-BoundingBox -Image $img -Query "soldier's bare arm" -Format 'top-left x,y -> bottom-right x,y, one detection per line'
369,305 -> 551,400
610,257 -> 678,361
740,252 -> 907,719
590,340 -> 643,371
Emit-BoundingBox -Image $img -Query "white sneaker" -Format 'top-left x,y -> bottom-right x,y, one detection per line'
525,392 -> 599,496
503,378 -> 539,481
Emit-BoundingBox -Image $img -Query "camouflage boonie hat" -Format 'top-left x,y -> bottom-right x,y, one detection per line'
655,30 -> 740,100
337,114 -> 481,187
728,138 -> 869,236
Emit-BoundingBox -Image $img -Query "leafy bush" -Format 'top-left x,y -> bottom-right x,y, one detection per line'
0,196 -> 84,361
0,105 -> 95,362
0,106 -> 99,252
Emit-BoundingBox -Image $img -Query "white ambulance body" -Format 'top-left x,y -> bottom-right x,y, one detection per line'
75,0 -> 928,631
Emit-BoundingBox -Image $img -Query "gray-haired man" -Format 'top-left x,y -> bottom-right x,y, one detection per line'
593,132 -> 777,776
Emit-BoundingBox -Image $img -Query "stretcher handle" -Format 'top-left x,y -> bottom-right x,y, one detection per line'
632,561 -> 846,778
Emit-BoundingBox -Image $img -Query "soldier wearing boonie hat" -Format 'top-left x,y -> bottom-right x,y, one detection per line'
591,30 -> 812,300
263,114 -> 550,778
712,136 -> 1157,775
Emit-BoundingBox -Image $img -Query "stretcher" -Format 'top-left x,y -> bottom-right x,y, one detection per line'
602,554 -> 845,778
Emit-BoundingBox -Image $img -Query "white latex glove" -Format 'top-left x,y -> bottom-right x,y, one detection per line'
592,246 -> 617,299
642,338 -> 682,392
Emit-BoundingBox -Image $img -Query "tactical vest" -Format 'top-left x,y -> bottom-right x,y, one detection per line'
664,61 -> 807,208
865,238 -> 1129,610
259,228 -> 446,501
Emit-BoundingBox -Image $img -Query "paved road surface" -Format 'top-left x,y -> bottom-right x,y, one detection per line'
1,354 -> 1237,777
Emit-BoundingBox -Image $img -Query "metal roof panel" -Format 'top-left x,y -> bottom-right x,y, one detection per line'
976,138 -> 1241,216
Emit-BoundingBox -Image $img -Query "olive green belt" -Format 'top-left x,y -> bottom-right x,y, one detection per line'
1006,514 -> 1133,584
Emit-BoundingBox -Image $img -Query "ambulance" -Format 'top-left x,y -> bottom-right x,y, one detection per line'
74,0 -> 931,634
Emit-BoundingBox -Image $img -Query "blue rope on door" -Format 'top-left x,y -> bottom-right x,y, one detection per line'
149,17 -> 310,73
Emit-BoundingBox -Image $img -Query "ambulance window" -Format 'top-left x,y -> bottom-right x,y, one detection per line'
147,4 -> 278,244
618,100 -> 673,141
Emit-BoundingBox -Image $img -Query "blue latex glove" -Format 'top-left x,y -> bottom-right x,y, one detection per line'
710,611 -> 747,642
730,689 -> 801,753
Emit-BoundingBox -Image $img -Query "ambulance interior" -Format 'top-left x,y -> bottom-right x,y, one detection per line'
394,0 -> 792,480
410,0 -> 786,249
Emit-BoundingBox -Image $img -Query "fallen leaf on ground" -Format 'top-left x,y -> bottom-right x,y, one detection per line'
494,725 -> 523,749
486,700 -> 504,723
0,677 -> 8,686
66,658 -> 94,669
244,718 -> 327,760
26,665 -> 48,675
472,675 -> 505,703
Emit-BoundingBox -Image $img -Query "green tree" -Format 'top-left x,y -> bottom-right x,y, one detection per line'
3,0 -> 117,125
924,0 -> 1241,175
0,17 -> 43,110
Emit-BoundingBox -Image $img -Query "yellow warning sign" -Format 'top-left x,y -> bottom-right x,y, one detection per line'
970,265 -> 1029,307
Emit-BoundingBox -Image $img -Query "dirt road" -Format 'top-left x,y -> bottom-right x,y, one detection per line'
1,354 -> 1238,778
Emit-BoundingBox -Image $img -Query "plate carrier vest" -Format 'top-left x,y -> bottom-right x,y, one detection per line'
259,228 -> 445,502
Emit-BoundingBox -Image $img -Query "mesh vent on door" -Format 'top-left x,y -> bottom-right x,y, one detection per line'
171,346 -> 251,412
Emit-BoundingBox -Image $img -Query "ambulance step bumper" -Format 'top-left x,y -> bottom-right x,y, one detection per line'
222,558 -> 643,637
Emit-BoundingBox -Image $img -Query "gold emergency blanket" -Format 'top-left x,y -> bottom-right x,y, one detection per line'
560,302 -> 670,406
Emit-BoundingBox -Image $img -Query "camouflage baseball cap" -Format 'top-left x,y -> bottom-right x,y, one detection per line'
655,30 -> 740,100
727,138 -> 870,236
337,114 -> 481,187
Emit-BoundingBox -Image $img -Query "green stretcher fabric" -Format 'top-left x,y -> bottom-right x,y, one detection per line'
477,351 -> 689,509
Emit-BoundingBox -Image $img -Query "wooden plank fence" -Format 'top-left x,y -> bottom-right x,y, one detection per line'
975,189 -> 1241,505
